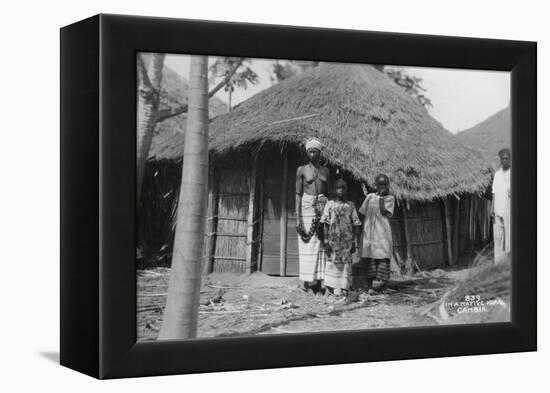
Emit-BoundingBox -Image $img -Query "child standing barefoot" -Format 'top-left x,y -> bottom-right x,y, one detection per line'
320,179 -> 362,299
359,174 -> 395,295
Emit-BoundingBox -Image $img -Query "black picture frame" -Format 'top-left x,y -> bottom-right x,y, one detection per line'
60,14 -> 536,379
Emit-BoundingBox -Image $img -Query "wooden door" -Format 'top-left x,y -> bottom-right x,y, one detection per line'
259,150 -> 299,276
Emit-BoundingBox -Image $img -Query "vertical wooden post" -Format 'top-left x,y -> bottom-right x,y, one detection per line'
471,196 -> 477,244
484,198 -> 490,241
481,199 -> 488,241
464,195 -> 472,249
204,166 -> 219,274
443,198 -> 454,267
280,150 -> 289,276
402,204 -> 414,275
453,197 -> 460,264
256,157 -> 265,272
245,156 -> 258,273
468,195 -> 474,242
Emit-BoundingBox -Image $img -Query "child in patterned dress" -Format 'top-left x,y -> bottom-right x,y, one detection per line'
320,179 -> 362,298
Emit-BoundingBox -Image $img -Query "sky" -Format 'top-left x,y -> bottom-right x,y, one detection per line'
164,54 -> 510,134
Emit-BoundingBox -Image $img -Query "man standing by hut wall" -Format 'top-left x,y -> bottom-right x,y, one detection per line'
492,148 -> 511,263
295,138 -> 330,292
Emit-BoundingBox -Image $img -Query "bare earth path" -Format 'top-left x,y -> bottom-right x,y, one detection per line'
137,268 -> 457,341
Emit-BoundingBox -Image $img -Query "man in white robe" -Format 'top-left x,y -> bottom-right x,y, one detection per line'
492,148 -> 511,263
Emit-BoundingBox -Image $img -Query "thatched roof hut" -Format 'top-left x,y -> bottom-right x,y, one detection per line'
144,63 -> 493,274
151,63 -> 491,201
457,106 -> 511,169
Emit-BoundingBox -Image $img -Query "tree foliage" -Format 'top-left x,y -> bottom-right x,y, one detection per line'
270,60 -> 319,83
209,57 -> 259,93
384,68 -> 432,108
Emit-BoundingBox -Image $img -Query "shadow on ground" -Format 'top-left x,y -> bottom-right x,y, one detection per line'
38,351 -> 59,364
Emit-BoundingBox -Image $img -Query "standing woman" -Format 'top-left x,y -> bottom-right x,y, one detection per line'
295,138 -> 330,293
359,174 -> 395,294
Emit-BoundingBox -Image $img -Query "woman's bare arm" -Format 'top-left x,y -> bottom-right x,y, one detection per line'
295,167 -> 304,228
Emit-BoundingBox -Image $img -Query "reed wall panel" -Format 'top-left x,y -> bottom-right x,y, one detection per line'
455,194 -> 493,265
212,167 -> 250,273
401,201 -> 445,270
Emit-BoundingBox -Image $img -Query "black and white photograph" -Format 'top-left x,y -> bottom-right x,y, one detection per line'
2,0 -> 543,388
136,54 -> 512,341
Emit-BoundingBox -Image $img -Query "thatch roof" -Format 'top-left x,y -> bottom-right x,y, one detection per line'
457,106 -> 511,169
150,63 -> 491,201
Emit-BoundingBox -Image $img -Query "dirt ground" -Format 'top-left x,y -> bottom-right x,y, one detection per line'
137,265 -> 466,341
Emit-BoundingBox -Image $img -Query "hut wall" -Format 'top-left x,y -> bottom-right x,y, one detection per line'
285,154 -> 300,275
388,206 -> 407,268
139,155 -> 485,274
137,159 -> 182,268
400,201 -> 446,270
479,198 -> 492,243
139,151 -> 259,273
456,194 -> 492,265
211,167 -> 251,273
260,155 -> 282,274
458,195 -> 471,259
259,148 -> 300,276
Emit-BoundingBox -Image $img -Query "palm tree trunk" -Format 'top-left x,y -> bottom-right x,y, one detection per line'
136,53 -> 165,199
159,56 -> 209,340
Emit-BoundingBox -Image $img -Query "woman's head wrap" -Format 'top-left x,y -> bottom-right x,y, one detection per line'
305,138 -> 323,152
